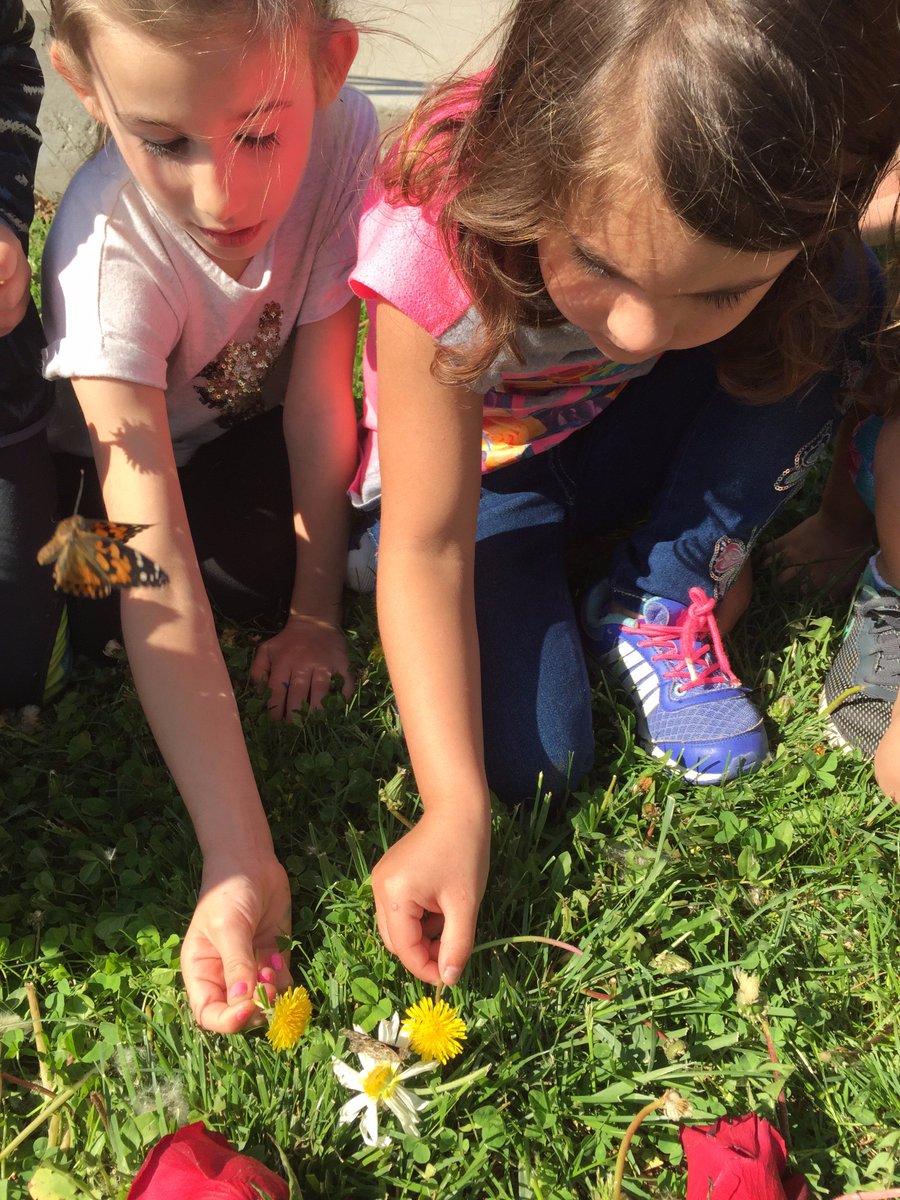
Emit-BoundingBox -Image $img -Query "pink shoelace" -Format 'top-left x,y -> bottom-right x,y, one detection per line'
627,586 -> 740,691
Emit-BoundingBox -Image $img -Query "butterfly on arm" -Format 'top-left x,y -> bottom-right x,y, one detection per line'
37,516 -> 169,599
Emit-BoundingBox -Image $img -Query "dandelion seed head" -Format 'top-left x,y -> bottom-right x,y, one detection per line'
19,705 -> 41,733
402,997 -> 467,1065
660,1089 -> 692,1120
733,967 -> 762,1007
266,985 -> 312,1051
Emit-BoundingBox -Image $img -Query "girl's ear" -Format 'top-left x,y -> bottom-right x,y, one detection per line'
313,20 -> 359,109
49,42 -> 107,126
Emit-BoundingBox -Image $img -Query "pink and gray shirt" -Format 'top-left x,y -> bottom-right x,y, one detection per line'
349,182 -> 659,508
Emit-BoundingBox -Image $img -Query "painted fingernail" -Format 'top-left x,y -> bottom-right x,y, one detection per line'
228,981 -> 248,999
258,967 -> 275,984
270,952 -> 284,970
442,967 -> 461,986
234,1006 -> 256,1024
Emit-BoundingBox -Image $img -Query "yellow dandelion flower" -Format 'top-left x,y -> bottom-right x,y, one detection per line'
266,986 -> 312,1051
402,997 -> 467,1065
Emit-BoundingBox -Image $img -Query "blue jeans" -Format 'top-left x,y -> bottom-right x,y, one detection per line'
364,252 -> 883,804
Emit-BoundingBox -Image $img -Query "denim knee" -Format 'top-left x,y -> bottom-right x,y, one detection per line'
484,712 -> 595,808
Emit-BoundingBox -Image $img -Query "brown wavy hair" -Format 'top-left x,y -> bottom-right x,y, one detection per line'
383,0 -> 900,402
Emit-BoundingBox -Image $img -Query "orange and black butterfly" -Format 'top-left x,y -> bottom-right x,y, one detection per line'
37,516 -> 169,599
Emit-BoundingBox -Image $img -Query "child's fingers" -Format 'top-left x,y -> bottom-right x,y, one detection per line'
307,665 -> 334,709
266,950 -> 293,994
249,643 -> 272,687
190,921 -> 259,1027
380,897 -> 441,984
435,901 -> 475,988
181,940 -> 259,1034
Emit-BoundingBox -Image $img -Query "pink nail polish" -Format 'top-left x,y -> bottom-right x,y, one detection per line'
234,1006 -> 255,1024
228,981 -> 248,999
270,953 -> 284,970
258,967 -> 275,984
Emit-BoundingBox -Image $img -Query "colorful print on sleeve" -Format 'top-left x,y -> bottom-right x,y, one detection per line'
480,354 -> 656,471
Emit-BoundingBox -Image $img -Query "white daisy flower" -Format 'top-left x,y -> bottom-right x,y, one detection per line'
332,1012 -> 437,1147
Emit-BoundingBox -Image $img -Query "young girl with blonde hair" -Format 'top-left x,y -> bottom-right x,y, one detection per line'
43,0 -> 376,1029
349,0 -> 900,985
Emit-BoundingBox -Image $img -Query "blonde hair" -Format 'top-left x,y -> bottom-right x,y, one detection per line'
50,0 -> 339,80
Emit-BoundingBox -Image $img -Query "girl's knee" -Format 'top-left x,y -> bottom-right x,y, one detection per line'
485,728 -> 594,809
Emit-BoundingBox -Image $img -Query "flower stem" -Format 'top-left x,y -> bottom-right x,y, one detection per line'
612,1097 -> 665,1200
470,934 -> 583,957
821,685 -> 862,716
0,1069 -> 98,1162
25,982 -> 59,1148
757,1013 -> 790,1149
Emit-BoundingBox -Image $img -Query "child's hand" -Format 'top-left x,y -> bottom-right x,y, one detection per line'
0,224 -> 31,337
371,805 -> 491,986
874,717 -> 900,802
250,615 -> 354,720
767,510 -> 872,597
181,850 -> 292,1033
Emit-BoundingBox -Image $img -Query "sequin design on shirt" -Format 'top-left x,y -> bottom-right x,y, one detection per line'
194,301 -> 284,428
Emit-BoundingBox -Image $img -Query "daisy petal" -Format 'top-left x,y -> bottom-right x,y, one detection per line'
399,1059 -> 438,1080
339,1093 -> 369,1125
385,1094 -> 421,1136
360,1099 -> 385,1147
332,1058 -> 364,1089
377,1012 -> 401,1045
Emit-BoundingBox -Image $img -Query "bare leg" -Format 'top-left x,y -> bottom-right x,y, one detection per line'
768,415 -> 874,596
716,559 -> 752,635
865,417 -> 900,801
872,415 -> 900,587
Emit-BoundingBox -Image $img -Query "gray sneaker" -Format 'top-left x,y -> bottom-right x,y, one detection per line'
822,558 -> 900,758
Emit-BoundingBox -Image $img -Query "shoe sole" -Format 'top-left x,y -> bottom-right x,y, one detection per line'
647,741 -> 767,785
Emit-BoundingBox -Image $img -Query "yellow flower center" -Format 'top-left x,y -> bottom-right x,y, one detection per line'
266,986 -> 312,1052
402,997 -> 467,1065
362,1062 -> 399,1100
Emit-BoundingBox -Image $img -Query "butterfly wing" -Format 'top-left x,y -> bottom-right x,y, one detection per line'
340,1029 -> 407,1064
37,516 -> 168,598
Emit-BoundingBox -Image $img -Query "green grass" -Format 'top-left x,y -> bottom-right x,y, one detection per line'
1,211 -> 898,1199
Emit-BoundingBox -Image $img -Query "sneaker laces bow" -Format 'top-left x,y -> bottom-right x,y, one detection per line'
634,586 -> 740,690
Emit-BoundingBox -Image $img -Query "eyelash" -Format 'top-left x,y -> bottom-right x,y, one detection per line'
573,248 -> 751,310
572,247 -> 612,278
704,290 -> 749,310
140,132 -> 280,158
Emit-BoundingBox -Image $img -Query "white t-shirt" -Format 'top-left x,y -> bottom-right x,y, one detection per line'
43,87 -> 377,465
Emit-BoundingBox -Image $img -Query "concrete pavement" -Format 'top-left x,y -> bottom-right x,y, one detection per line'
25,0 -> 508,198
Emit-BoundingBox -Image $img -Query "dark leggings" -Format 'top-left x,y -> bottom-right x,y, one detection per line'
53,405 -> 297,659
0,301 -> 61,707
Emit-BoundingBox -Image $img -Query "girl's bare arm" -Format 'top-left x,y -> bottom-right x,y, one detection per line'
370,301 -> 491,985
71,376 -> 291,1029
249,300 -> 360,718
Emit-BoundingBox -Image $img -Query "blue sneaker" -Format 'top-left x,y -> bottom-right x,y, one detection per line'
581,584 -> 768,784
